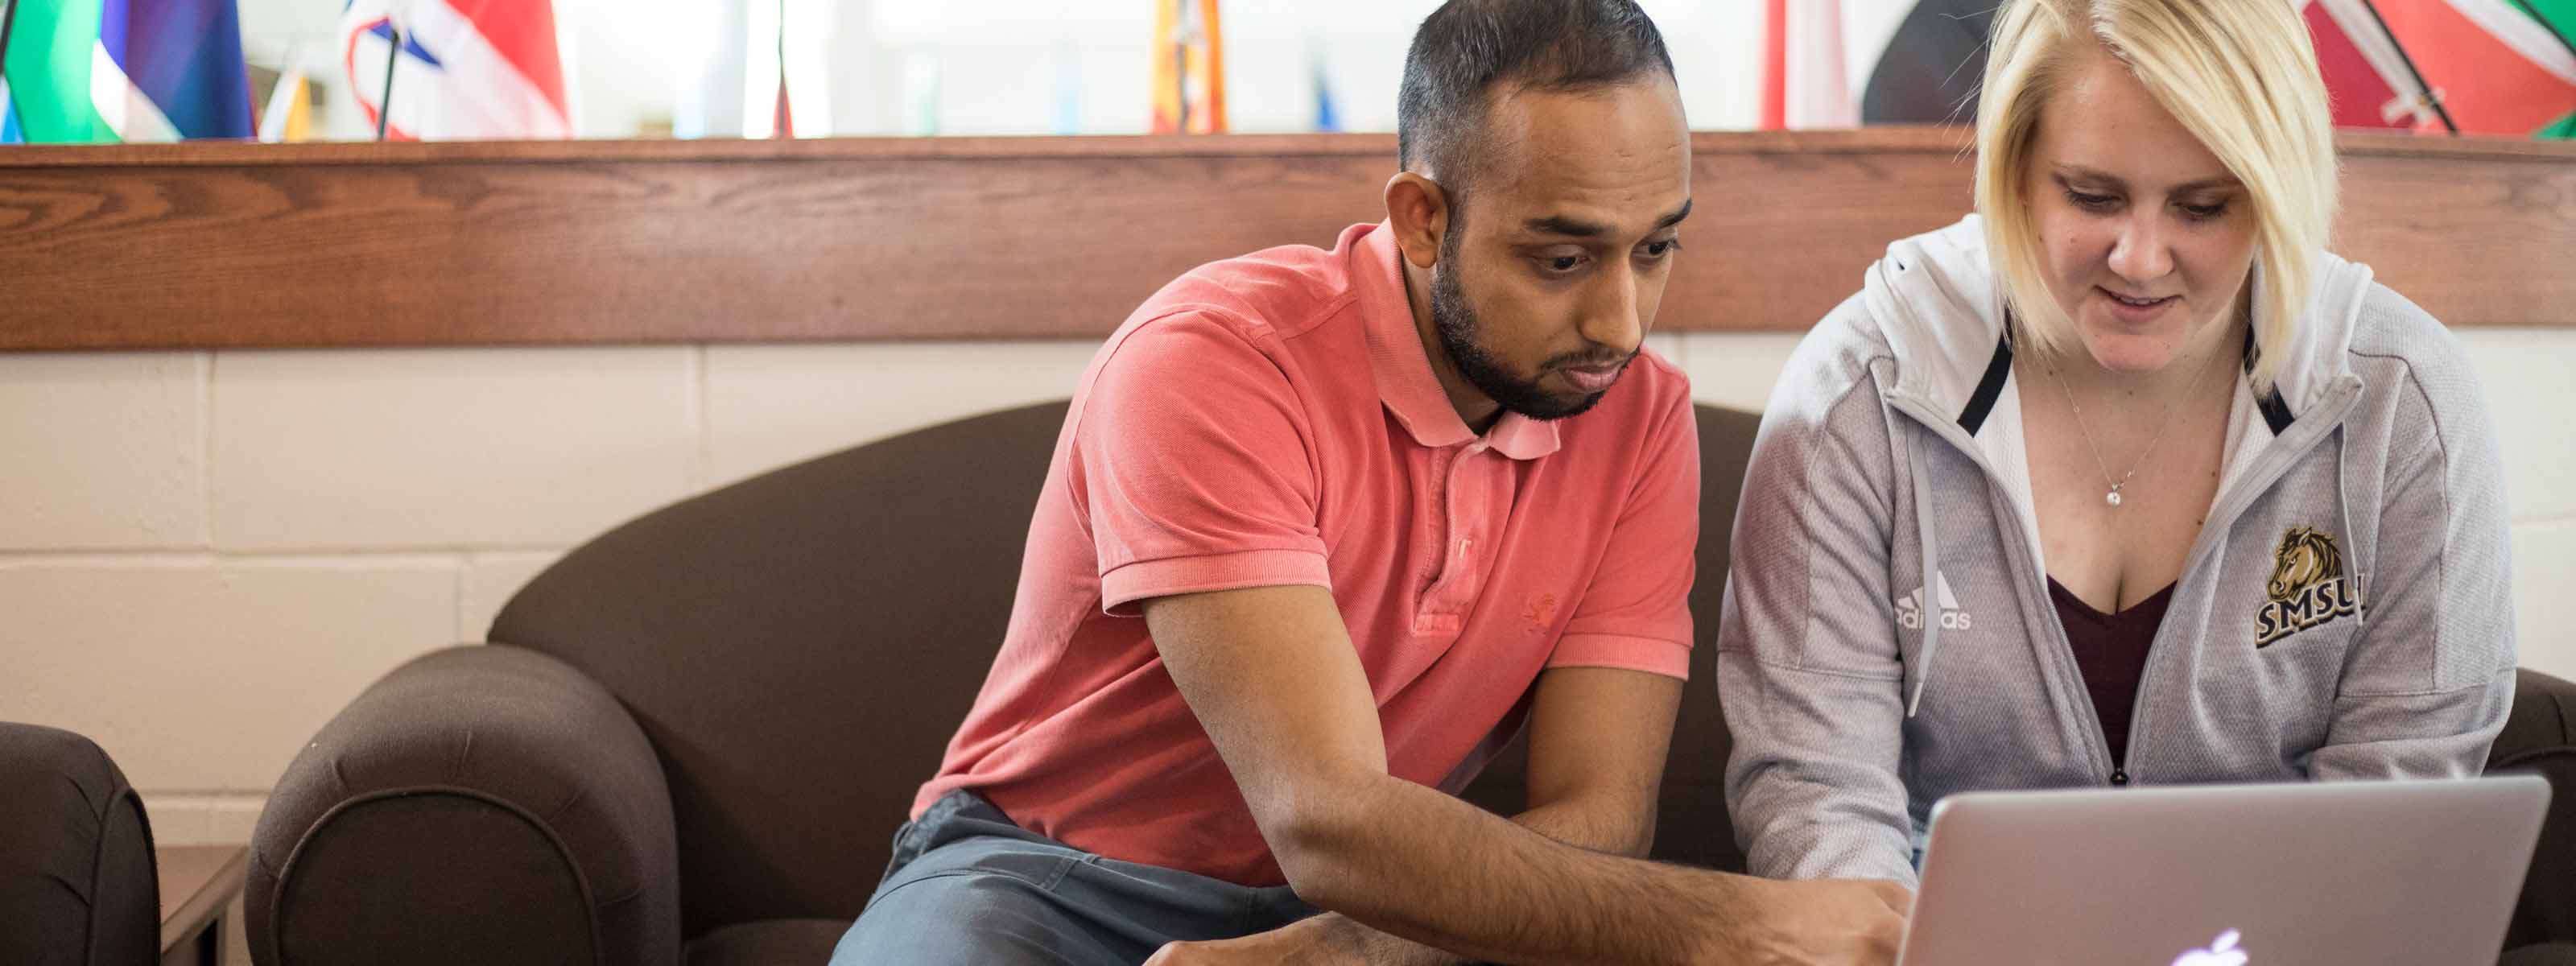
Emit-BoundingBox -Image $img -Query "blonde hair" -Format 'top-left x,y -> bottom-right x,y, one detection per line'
1974,0 -> 2339,389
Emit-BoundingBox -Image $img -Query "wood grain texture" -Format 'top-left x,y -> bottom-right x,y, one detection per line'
0,128 -> 2566,349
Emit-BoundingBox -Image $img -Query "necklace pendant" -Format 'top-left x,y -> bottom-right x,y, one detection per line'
2105,486 -> 2124,507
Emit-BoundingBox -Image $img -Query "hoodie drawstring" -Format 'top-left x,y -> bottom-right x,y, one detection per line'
1907,427 -> 1942,717
2336,423 -> 2365,630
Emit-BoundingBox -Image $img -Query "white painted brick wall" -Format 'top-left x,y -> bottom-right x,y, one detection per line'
5,328 -> 2574,860
211,348 -> 700,551
2459,330 -> 2576,524
703,341 -> 1100,489
1678,332 -> 1806,414
463,551 -> 568,642
0,558 -> 459,792
0,353 -> 206,550
2512,519 -> 2576,682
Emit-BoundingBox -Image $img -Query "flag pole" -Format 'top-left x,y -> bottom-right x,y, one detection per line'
774,0 -> 789,138
2356,0 -> 2460,134
1,1 -> 23,88
2504,0 -> 2576,64
376,25 -> 400,140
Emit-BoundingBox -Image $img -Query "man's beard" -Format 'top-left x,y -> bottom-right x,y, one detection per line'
1430,233 -> 1632,422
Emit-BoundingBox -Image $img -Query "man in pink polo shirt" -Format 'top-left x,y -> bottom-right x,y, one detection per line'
834,2 -> 1907,964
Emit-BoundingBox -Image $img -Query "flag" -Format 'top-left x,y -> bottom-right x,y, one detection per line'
1150,0 -> 1223,134
2368,0 -> 2576,136
341,0 -> 570,140
1762,0 -> 1854,129
2301,0 -> 2576,135
2304,0 -> 2436,130
1770,0 -> 1991,127
2540,0 -> 2576,136
0,68 -> 16,142
1857,0 -> 1995,124
1055,40 -> 1082,134
1312,51 -> 1340,133
257,64 -> 310,142
0,0 -> 252,142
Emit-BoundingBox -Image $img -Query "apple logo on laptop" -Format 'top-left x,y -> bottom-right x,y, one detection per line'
2171,929 -> 2248,966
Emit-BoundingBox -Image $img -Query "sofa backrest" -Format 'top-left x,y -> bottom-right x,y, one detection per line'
489,399 -> 1764,935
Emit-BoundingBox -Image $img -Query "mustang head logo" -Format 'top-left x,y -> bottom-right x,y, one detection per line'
2266,526 -> 2343,603
2255,527 -> 2360,648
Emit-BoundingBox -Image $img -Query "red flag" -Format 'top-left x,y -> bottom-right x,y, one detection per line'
1761,0 -> 1854,130
2376,0 -> 2576,134
2306,0 -> 2421,128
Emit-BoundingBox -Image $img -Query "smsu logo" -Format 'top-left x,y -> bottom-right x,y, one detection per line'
1896,572 -> 1971,632
2253,526 -> 2362,648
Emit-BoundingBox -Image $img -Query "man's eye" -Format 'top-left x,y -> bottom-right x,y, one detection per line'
1641,239 -> 1680,258
1543,255 -> 1585,273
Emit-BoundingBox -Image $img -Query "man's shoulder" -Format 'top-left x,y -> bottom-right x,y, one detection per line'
1128,237 -> 1369,348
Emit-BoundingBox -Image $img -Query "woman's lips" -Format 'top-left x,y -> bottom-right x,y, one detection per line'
2099,286 -> 2179,324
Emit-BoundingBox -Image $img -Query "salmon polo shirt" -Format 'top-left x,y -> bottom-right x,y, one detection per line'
914,221 -> 1700,886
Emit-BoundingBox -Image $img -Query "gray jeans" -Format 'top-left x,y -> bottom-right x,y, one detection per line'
832,791 -> 1321,965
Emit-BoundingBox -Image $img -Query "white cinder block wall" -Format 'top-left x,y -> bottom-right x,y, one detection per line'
6,329 -> 2574,859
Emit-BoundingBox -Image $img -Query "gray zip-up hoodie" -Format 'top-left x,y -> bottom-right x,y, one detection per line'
1716,215 -> 2517,886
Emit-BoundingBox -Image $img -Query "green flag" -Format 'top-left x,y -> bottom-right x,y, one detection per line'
2524,0 -> 2576,138
2,0 -> 117,143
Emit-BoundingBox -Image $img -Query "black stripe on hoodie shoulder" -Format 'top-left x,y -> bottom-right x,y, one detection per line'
1958,331 -> 2013,436
2243,325 -> 2295,435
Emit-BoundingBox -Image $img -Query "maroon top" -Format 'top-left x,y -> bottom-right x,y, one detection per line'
2048,578 -> 2173,769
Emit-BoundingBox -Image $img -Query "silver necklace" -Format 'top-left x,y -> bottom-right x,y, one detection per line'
2041,346 -> 2227,508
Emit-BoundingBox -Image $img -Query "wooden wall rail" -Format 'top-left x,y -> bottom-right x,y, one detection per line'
0,128 -> 2568,349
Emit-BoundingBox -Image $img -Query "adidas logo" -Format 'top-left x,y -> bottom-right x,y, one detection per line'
1897,572 -> 1972,631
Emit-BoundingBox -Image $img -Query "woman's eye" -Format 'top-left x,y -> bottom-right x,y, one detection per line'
2181,201 -> 2229,220
2065,189 -> 2120,211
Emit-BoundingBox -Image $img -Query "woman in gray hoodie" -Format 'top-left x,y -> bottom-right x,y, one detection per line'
1719,0 -> 2516,888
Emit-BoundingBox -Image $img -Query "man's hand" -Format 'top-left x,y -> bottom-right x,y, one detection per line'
1704,877 -> 1911,966
1143,916 -> 1365,966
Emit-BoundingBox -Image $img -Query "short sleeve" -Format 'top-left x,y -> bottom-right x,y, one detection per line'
1074,312 -> 1333,615
1547,384 -> 1699,679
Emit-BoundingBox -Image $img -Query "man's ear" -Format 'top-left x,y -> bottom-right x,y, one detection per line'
1383,171 -> 1454,270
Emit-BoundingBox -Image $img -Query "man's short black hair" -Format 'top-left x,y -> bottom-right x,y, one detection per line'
1397,0 -> 1677,196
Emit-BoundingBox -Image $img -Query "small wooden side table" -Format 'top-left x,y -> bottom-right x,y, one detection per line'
157,845 -> 248,966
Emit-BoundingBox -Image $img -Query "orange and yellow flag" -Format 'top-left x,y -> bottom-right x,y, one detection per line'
1150,0 -> 1225,134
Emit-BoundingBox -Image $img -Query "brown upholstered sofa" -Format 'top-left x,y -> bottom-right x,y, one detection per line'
0,723 -> 162,965
242,401 -> 2576,965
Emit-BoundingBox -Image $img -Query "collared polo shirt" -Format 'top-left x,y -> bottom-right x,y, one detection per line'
912,221 -> 1699,886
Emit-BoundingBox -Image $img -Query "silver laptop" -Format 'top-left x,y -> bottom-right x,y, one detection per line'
1898,775 -> 2551,966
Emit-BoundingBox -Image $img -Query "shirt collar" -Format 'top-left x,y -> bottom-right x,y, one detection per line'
1352,221 -> 1563,461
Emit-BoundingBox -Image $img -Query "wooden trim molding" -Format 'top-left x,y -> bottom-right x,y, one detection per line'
1,127 -> 2568,349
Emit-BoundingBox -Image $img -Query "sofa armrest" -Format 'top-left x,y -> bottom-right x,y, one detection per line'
249,645 -> 680,966
0,723 -> 159,966
2491,668 -> 2576,952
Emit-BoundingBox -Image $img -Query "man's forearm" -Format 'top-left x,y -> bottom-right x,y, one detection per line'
1316,792 -> 1659,965
1278,772 -> 1742,965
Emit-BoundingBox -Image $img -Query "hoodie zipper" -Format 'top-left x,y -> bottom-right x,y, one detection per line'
2118,375 -> 2363,781
1884,376 -> 2363,786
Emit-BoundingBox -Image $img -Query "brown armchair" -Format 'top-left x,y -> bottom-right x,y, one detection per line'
243,400 -> 2576,964
0,723 -> 161,966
